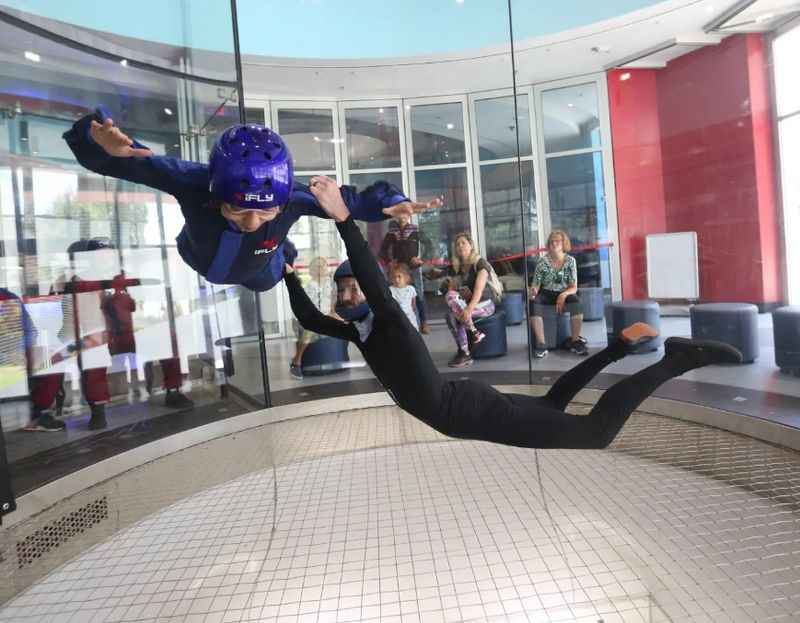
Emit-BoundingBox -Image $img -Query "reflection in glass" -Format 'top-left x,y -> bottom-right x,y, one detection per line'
350,171 -> 404,256
480,161 -> 537,288
475,95 -> 531,159
778,114 -> 800,304
546,152 -> 608,288
415,168 -> 470,264
277,108 -> 336,171
345,107 -> 402,169
542,83 -> 601,154
411,103 -> 466,165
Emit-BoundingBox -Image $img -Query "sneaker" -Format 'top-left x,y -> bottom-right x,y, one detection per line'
569,340 -> 589,356
419,323 -> 431,335
23,412 -> 66,432
471,330 -> 486,345
289,363 -> 303,380
664,337 -> 743,366
448,351 -> 473,368
533,344 -> 548,359
165,390 -> 195,409
88,404 -> 107,430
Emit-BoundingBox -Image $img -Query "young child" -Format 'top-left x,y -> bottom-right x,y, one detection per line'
389,263 -> 419,331
439,277 -> 485,346
290,257 -> 336,379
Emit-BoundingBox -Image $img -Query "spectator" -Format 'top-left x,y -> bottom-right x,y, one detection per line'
389,263 -> 419,331
432,232 -> 502,368
289,256 -> 336,380
529,230 -> 587,358
379,213 -> 432,333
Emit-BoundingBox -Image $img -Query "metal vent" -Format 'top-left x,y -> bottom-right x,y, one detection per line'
16,497 -> 108,569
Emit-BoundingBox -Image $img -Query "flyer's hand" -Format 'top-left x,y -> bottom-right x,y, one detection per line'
383,195 -> 443,219
309,176 -> 350,222
90,118 -> 153,158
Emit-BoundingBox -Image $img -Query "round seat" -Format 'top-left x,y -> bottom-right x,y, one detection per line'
578,286 -> 604,321
690,303 -> 758,363
301,336 -> 351,375
501,291 -> 525,326
773,306 -> 800,374
531,303 -> 572,350
607,300 -> 662,354
473,310 -> 508,359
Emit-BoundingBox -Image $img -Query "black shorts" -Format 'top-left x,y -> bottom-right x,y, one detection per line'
529,289 -> 582,315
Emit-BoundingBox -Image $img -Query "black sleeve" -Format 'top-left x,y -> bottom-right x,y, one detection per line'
285,273 -> 356,342
336,217 -> 395,313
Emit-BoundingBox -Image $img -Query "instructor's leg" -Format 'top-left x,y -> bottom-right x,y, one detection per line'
539,323 -> 658,411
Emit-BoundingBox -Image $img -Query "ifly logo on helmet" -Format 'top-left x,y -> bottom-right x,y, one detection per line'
234,192 -> 274,203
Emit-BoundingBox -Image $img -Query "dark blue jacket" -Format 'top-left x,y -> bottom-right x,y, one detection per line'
63,109 -> 408,291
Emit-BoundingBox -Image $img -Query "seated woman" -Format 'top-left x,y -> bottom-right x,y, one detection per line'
529,230 -> 587,358
431,232 -> 499,368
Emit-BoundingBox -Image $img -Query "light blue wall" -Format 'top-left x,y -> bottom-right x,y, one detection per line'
4,0 -> 666,58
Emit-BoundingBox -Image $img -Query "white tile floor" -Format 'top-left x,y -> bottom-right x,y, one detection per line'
3,405 -> 800,623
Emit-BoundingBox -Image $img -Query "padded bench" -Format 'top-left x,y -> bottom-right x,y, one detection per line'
473,310 -> 508,359
773,306 -> 800,375
606,300 -> 663,354
690,303 -> 758,363
301,336 -> 351,375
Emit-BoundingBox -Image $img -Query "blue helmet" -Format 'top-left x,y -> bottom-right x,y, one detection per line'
333,260 -> 354,282
209,124 -> 293,211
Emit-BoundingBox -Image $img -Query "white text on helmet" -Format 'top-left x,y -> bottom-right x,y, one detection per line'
244,193 -> 274,202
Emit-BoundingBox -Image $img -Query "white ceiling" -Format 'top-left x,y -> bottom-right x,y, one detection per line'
242,0 -> 746,100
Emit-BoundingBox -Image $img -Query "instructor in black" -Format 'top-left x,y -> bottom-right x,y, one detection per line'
285,175 -> 742,450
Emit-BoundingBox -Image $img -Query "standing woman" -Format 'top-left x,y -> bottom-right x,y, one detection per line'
443,232 -> 498,368
529,230 -> 587,358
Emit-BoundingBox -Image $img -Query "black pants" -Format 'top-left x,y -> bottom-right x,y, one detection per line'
412,339 -> 700,450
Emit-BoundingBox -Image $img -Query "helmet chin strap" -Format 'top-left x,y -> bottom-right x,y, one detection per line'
336,302 -> 371,322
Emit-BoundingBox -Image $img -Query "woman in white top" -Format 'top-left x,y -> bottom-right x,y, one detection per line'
290,257 -> 337,379
389,263 -> 419,331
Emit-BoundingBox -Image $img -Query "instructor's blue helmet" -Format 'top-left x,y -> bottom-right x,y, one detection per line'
333,260 -> 354,282
209,124 -> 293,211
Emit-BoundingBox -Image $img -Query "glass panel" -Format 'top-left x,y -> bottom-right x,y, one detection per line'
345,107 -> 402,169
546,152 -> 609,289
542,83 -> 601,153
349,171 -> 404,256
292,175 -> 342,267
410,102 -> 466,165
480,160 -> 537,290
779,114 -> 800,303
475,95 -> 532,160
774,23 -> 800,118
245,106 -> 266,125
277,108 -> 336,171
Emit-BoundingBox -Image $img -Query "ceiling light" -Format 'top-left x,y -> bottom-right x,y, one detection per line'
120,59 -> 128,67
705,5 -> 714,13
378,108 -> 384,113
24,51 -> 40,62
446,123 -> 454,130
456,0 -> 465,4
756,12 -> 775,22
590,45 -> 611,54
567,103 -> 574,108
620,72 -> 631,81
163,107 -> 173,116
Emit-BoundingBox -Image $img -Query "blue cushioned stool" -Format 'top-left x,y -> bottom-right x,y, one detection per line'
301,336 -> 350,375
473,310 -> 508,359
773,306 -> 800,375
532,304 -> 572,350
578,286 -> 604,321
690,303 -> 758,363
501,291 -> 525,326
607,300 -> 663,354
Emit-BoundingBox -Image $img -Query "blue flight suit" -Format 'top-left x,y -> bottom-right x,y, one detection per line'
63,108 -> 408,292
